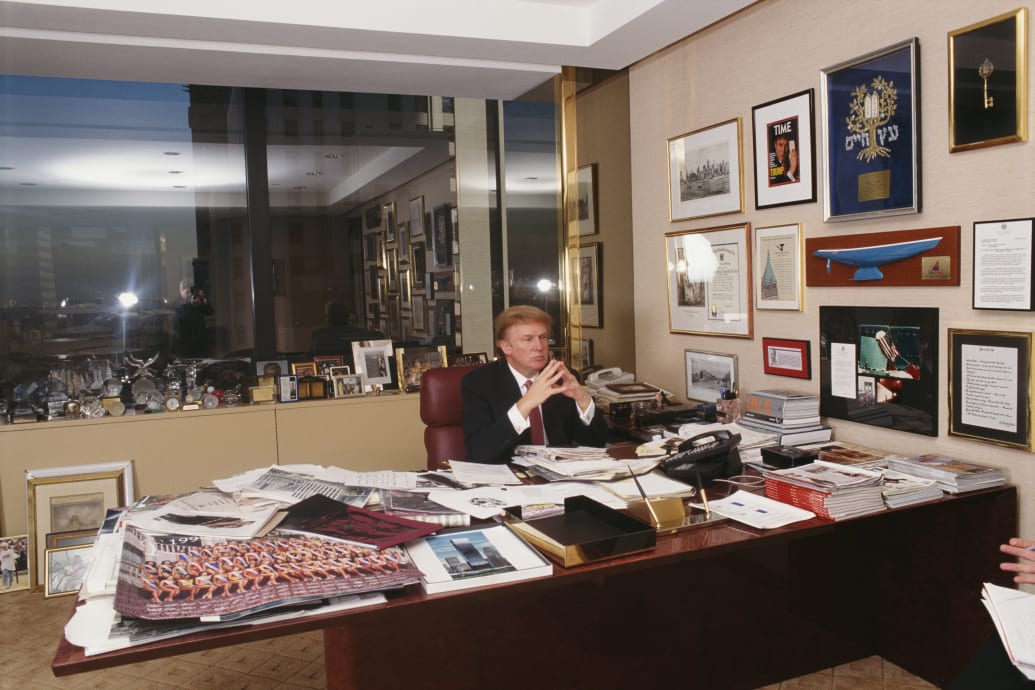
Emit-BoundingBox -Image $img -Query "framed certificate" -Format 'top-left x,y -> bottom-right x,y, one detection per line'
973,218 -> 1035,310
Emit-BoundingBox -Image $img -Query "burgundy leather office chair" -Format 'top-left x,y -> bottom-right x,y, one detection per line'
419,364 -> 483,470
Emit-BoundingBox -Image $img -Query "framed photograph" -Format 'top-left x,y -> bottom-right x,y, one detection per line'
751,89 -> 817,208
949,8 -> 1028,152
754,223 -> 802,311
576,338 -> 594,371
431,270 -> 455,297
412,293 -> 427,333
762,337 -> 812,379
433,299 -> 455,338
351,339 -> 394,391
973,218 -> 1035,310
364,204 -> 382,230
571,242 -> 603,328
667,118 -> 743,221
45,529 -> 96,551
279,374 -> 299,402
575,163 -> 598,235
949,329 -> 1031,449
328,365 -> 351,378
400,270 -> 411,310
331,372 -> 366,399
807,226 -> 961,287
26,460 -> 133,590
255,359 -> 288,380
409,196 -> 425,237
449,352 -> 489,367
383,201 -> 397,244
821,38 -> 920,221
819,306 -> 939,437
432,204 -> 454,267
44,544 -> 93,598
410,240 -> 427,288
395,345 -> 449,393
685,349 -> 738,403
386,247 -> 399,293
0,534 -> 29,594
665,223 -> 753,338
313,355 -> 343,378
291,361 -> 317,377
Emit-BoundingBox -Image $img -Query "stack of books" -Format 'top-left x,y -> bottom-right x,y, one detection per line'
879,468 -> 943,508
738,389 -> 830,445
763,460 -> 886,521
885,453 -> 1006,494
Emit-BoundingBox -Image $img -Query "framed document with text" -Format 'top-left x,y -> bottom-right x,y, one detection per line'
949,329 -> 1031,450
754,223 -> 802,311
973,218 -> 1035,310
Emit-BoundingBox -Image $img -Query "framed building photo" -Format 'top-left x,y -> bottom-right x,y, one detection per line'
972,218 -> 1035,311
45,544 -> 93,598
409,195 -> 425,237
0,534 -> 29,594
667,118 -> 743,221
665,223 -> 753,338
575,163 -> 598,235
395,345 -> 449,393
571,242 -> 603,328
949,329 -> 1031,450
751,89 -> 817,209
949,8 -> 1028,152
685,349 -> 738,403
351,339 -> 394,391
331,372 -> 366,399
754,223 -> 802,311
819,306 -> 938,437
26,460 -> 133,590
762,337 -> 811,379
821,38 -> 920,222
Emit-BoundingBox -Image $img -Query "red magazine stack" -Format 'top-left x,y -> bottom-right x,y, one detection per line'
763,460 -> 885,521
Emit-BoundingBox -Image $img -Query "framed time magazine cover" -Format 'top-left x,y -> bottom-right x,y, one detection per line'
667,118 -> 744,221
821,38 -> 920,221
751,89 -> 817,209
665,223 -> 752,338
949,329 -> 1031,450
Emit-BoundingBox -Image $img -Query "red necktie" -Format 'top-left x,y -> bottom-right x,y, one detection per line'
524,380 -> 546,445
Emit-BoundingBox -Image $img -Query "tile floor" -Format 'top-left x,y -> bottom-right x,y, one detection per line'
1,588 -> 938,689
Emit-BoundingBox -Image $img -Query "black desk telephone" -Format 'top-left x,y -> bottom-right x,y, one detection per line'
660,430 -> 742,484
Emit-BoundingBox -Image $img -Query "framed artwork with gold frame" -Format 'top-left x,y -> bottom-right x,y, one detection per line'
949,8 -> 1028,152
667,118 -> 743,221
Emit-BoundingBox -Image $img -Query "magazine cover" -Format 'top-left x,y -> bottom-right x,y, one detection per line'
113,525 -> 419,620
277,494 -> 438,549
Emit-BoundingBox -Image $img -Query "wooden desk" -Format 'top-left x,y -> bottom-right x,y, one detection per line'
53,485 -> 1017,690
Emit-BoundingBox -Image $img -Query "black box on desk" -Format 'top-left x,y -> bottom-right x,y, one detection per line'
761,445 -> 818,469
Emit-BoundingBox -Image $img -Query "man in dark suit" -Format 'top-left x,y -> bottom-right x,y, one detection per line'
462,305 -> 608,463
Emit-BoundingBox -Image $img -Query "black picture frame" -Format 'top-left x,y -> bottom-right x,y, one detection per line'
821,38 -> 920,222
751,89 -> 817,209
949,8 -> 1028,152
432,204 -> 453,267
819,305 -> 938,436
949,329 -> 1031,450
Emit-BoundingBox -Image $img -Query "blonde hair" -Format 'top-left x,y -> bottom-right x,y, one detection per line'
494,305 -> 552,355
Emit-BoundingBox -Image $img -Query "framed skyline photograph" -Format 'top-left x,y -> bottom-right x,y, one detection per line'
754,223 -> 802,311
949,8 -> 1028,152
973,218 -> 1035,310
949,329 -> 1031,449
665,223 -> 753,338
409,195 -> 425,237
819,305 -> 938,437
667,118 -> 743,221
575,163 -> 598,235
351,339 -> 394,391
762,337 -> 811,379
571,242 -> 602,328
26,461 -> 133,590
751,89 -> 817,209
821,38 -> 920,221
685,349 -> 738,403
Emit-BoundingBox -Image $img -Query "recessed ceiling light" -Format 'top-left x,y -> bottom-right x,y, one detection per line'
168,170 -> 184,174
172,185 -> 187,189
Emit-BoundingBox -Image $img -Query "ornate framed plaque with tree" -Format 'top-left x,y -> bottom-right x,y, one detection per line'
665,224 -> 752,338
821,38 -> 920,221
949,329 -> 1031,450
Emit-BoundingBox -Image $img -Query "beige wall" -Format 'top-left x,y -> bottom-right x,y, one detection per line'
630,0 -> 1035,536
0,394 -> 426,536
576,72 -> 637,373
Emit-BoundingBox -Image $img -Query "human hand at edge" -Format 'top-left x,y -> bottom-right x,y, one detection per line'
1000,537 -> 1035,584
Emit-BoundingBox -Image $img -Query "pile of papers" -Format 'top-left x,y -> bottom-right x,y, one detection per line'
878,469 -> 943,508
982,582 -> 1035,680
885,453 -> 1006,493
511,445 -> 658,481
763,460 -> 886,521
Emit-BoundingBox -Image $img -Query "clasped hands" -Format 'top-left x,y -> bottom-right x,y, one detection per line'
517,359 -> 592,420
1001,537 -> 1035,584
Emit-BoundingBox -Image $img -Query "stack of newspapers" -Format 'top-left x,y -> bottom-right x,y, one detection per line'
511,445 -> 658,481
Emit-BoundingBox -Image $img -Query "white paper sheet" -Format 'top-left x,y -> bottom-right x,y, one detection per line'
695,490 -> 815,529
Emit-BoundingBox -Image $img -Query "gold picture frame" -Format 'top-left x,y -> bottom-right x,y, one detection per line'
44,544 -> 93,598
26,461 -> 133,590
949,8 -> 1028,152
395,345 -> 449,393
667,118 -> 744,221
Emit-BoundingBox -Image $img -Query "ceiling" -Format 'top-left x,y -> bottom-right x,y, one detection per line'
0,0 -> 758,100
0,0 -> 757,214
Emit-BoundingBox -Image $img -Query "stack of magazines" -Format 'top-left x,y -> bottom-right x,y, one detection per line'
763,460 -> 886,521
878,468 -> 943,508
885,453 -> 1006,493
